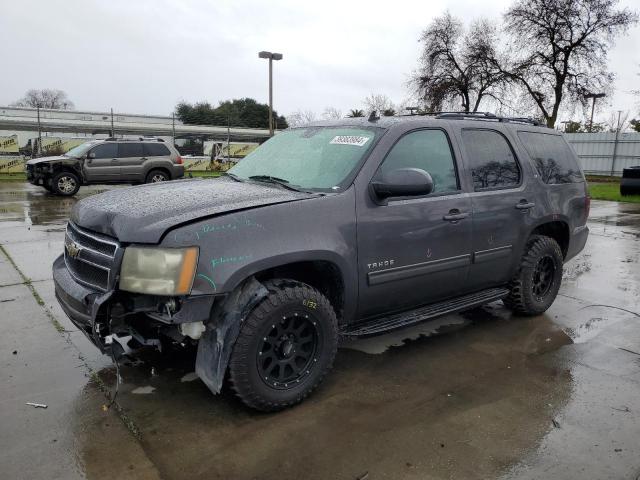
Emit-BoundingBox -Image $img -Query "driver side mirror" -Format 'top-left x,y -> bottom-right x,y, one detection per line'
371,167 -> 434,200
87,152 -> 96,159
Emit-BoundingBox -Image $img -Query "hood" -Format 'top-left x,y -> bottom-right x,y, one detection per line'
26,155 -> 69,165
71,177 -> 314,243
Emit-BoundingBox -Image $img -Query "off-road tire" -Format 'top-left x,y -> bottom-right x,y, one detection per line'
228,279 -> 338,411
503,235 -> 563,316
145,169 -> 169,183
51,171 -> 80,196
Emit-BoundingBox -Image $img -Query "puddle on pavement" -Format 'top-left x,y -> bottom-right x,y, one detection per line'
76,308 -> 575,480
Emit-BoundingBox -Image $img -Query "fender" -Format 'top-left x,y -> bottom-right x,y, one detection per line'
195,276 -> 268,394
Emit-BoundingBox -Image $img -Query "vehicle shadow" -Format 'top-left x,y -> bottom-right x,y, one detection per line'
75,304 -> 574,480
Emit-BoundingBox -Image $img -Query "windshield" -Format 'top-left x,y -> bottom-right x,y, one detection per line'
64,142 -> 97,158
229,126 -> 381,191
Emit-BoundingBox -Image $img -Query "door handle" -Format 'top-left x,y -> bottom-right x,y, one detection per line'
111,158 -> 118,163
515,201 -> 535,210
443,210 -> 469,222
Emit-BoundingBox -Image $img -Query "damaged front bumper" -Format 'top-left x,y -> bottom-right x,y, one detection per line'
53,254 -> 267,395
53,254 -> 218,352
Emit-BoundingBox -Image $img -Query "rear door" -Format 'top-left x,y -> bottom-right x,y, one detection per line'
143,142 -> 173,178
356,128 -> 473,318
118,142 -> 145,181
459,128 -> 536,290
83,143 -> 119,181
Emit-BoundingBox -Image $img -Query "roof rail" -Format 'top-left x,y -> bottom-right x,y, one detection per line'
399,110 -> 546,127
104,136 -> 165,142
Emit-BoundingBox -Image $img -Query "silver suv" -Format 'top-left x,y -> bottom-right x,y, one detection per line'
25,138 -> 185,196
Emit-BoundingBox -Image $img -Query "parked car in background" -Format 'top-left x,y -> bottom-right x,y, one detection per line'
53,112 -> 589,411
26,138 -> 184,195
620,166 -> 640,196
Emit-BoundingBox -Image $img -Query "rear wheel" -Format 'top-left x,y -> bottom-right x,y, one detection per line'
51,171 -> 80,196
503,235 -> 563,316
228,280 -> 338,411
145,169 -> 169,183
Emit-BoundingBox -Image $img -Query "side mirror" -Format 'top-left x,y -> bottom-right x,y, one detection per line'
87,152 -> 96,159
371,168 -> 434,200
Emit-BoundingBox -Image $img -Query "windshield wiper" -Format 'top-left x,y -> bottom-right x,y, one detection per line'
224,172 -> 244,182
247,175 -> 306,192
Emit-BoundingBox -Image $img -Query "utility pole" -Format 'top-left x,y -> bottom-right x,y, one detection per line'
172,113 -> 176,145
258,51 -> 283,136
36,105 -> 42,157
584,93 -> 606,133
110,108 -> 115,137
227,114 -> 231,163
610,110 -> 622,177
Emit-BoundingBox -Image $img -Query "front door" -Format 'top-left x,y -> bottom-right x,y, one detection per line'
83,143 -> 119,181
356,128 -> 473,319
458,128 -> 536,290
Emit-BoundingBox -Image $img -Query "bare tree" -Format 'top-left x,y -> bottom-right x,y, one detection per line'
363,94 -> 395,115
11,89 -> 75,109
606,110 -> 629,133
322,107 -> 343,120
502,0 -> 638,128
412,13 -> 506,113
286,110 -> 317,127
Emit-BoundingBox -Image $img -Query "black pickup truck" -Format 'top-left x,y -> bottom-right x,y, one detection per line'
53,113 -> 589,411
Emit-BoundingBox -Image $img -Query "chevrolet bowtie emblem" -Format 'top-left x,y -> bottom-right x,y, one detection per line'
65,239 -> 81,258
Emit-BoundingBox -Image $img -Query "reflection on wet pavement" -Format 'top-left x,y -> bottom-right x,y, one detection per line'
1,183 -> 639,479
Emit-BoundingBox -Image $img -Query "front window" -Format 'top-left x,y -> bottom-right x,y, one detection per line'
64,141 -> 97,158
229,126 -> 382,191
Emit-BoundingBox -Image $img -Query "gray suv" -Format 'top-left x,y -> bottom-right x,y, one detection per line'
26,138 -> 184,195
53,113 -> 589,411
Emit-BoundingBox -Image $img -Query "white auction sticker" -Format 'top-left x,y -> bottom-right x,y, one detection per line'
330,135 -> 370,147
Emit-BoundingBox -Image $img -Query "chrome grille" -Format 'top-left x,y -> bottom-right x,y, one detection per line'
64,222 -> 120,291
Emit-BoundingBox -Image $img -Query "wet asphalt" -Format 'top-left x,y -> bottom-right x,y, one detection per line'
1,182 -> 639,480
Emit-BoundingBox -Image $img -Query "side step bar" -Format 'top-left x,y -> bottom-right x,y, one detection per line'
341,287 -> 509,337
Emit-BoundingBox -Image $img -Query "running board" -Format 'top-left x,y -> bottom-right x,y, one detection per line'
341,287 -> 509,337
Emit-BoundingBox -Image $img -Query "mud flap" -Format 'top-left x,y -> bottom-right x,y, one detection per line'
195,277 -> 268,394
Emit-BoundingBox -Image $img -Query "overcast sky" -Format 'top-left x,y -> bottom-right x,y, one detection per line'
1,0 -> 638,124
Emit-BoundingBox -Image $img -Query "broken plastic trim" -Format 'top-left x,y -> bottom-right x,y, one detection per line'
195,277 -> 269,394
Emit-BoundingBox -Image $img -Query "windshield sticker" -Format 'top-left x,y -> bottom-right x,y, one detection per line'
330,135 -> 370,147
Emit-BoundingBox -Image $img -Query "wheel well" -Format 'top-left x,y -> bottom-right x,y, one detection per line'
147,167 -> 171,180
531,221 -> 570,258
253,261 -> 345,320
51,165 -> 83,182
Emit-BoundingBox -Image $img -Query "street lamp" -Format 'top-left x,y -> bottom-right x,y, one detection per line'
258,51 -> 283,136
584,92 -> 605,133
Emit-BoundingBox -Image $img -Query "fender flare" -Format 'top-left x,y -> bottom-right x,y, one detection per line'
195,276 -> 268,394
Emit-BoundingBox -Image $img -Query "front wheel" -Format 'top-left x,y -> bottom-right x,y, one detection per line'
228,280 -> 338,411
51,172 -> 80,196
503,235 -> 563,316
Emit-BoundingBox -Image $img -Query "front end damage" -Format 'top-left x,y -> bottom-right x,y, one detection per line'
53,247 -> 268,396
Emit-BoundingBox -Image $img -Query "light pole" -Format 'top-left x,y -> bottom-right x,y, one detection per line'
258,51 -> 283,136
584,93 -> 605,133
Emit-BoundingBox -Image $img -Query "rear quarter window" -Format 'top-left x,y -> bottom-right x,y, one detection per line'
143,143 -> 171,156
517,132 -> 584,184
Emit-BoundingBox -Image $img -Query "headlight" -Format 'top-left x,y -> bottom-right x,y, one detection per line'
119,247 -> 199,295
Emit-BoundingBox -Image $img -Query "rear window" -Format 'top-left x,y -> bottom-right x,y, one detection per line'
117,143 -> 144,158
517,132 -> 583,184
143,143 -> 171,156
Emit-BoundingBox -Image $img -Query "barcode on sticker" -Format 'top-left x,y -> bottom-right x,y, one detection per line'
330,135 -> 370,147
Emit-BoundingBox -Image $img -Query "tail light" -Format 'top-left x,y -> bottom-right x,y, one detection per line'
176,155 -> 183,165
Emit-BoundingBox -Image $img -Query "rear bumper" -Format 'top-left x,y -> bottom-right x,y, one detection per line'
172,165 -> 185,179
566,225 -> 589,262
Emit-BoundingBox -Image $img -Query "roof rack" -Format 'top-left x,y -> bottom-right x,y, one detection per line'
400,111 -> 545,127
104,136 -> 165,142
